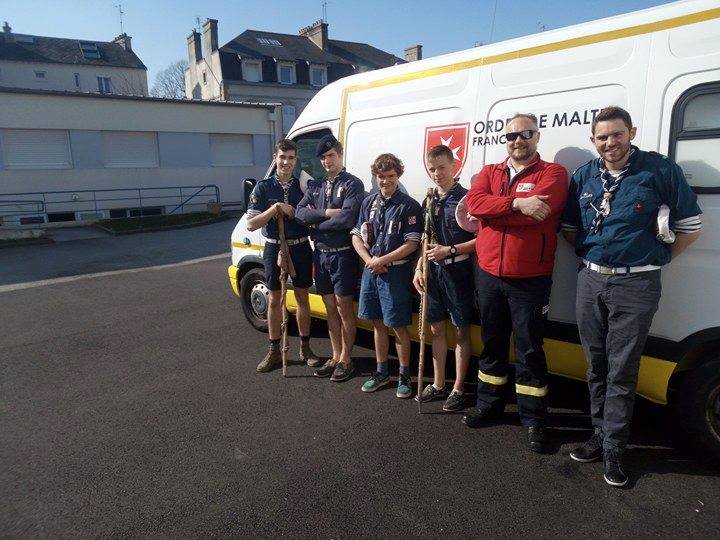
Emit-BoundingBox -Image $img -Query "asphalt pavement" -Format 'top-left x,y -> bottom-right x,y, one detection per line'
1,228 -> 719,537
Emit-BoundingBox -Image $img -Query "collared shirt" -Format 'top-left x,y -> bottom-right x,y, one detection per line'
245,175 -> 309,240
561,148 -> 702,267
424,181 -> 474,248
351,189 -> 422,257
295,168 -> 365,249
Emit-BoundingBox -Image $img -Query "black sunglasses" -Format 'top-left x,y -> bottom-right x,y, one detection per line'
505,130 -> 536,141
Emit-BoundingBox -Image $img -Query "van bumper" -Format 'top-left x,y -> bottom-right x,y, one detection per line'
228,264 -> 240,297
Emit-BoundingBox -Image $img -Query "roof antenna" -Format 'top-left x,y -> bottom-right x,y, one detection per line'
114,3 -> 125,34
488,0 -> 498,44
195,16 -> 202,33
322,1 -> 328,23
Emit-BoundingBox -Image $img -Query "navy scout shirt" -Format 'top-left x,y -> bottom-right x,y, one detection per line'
561,148 -> 701,267
245,175 -> 310,240
351,189 -> 422,257
424,182 -> 475,250
295,169 -> 365,250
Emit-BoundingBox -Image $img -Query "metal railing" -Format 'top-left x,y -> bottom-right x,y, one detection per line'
0,185 -> 220,224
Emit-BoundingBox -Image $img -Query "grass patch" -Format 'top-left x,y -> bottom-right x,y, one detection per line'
0,236 -> 52,248
97,212 -> 218,233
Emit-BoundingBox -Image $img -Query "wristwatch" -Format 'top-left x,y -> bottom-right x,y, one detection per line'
449,245 -> 457,256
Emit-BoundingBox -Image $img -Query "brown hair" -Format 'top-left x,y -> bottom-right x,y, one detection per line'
371,153 -> 404,177
592,106 -> 633,134
274,138 -> 297,154
328,140 -> 344,155
508,113 -> 539,130
426,145 -> 454,162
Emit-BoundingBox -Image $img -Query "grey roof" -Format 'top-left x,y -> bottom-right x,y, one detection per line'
0,33 -> 146,70
0,86 -> 280,108
220,29 -> 404,68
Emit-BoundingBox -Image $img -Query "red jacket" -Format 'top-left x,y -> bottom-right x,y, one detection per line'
467,154 -> 568,278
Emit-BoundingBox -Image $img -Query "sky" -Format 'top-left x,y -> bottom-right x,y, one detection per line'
3,0 -> 675,89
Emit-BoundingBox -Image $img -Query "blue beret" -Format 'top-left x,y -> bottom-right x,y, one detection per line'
315,134 -> 339,157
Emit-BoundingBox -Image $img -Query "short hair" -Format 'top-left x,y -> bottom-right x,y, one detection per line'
508,113 -> 539,130
426,145 -> 454,162
274,138 -> 297,154
592,106 -> 633,134
371,153 -> 404,177
329,140 -> 344,155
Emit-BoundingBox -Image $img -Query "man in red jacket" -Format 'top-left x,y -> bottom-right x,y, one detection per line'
464,113 -> 568,453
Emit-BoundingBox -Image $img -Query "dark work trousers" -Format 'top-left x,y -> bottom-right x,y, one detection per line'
474,268 -> 552,427
575,267 -> 661,451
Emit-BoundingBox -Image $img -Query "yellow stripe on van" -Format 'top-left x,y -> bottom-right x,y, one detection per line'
338,7 -> 720,144
285,291 -> 677,405
232,242 -> 264,252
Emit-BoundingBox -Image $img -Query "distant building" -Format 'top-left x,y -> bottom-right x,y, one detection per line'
0,22 -> 148,96
185,19 -> 421,133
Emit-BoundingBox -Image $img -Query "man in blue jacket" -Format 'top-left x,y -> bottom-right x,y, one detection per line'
296,135 -> 364,381
562,106 -> 702,487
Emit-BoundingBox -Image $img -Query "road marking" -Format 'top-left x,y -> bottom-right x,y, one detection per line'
0,254 -> 230,293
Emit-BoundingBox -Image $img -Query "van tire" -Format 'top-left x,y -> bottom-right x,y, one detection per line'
675,359 -> 720,463
240,267 -> 270,332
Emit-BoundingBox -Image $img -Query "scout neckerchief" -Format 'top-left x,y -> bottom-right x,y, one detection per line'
325,168 -> 344,204
590,148 -> 636,234
277,175 -> 293,204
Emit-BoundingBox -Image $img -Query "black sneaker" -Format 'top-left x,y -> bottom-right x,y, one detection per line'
330,361 -> 354,382
313,359 -> 336,378
603,449 -> 628,487
570,434 -> 604,463
442,390 -> 465,412
461,406 -> 502,428
414,383 -> 448,403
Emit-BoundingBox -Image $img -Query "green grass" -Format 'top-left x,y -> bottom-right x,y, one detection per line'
0,236 -> 51,247
97,212 -> 218,232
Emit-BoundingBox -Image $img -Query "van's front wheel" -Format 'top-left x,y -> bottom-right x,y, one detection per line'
676,359 -> 720,463
240,267 -> 269,332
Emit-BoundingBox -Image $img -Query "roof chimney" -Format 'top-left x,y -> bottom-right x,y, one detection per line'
404,45 -> 422,62
113,33 -> 132,51
299,20 -> 328,51
2,21 -> 13,43
202,18 -> 218,58
187,30 -> 202,64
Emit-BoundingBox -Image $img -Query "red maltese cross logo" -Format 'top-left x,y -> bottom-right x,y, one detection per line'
424,123 -> 470,178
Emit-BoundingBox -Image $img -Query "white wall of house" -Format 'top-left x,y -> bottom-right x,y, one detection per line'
185,51 -> 223,100
0,91 -> 281,225
0,61 -> 148,95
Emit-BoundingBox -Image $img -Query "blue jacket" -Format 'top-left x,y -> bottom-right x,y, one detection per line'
561,148 -> 701,267
245,175 -> 309,240
295,169 -> 365,250
424,182 -> 475,249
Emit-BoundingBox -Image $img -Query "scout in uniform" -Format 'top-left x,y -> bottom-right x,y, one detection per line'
245,139 -> 320,372
561,106 -> 702,487
296,135 -> 365,381
412,145 -> 477,411
351,153 -> 422,398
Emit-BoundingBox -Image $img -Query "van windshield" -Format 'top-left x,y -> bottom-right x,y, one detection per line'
292,128 -> 332,182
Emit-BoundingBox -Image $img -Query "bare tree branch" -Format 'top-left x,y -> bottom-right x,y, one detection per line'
150,60 -> 189,99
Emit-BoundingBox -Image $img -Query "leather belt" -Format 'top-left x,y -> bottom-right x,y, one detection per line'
265,236 -> 309,246
433,253 -> 470,266
318,245 -> 352,253
583,259 -> 660,275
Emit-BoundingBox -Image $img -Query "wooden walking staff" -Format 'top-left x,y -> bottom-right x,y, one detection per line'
277,211 -> 296,377
417,188 -> 435,413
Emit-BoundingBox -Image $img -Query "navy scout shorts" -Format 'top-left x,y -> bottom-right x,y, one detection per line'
358,264 -> 413,328
313,248 -> 358,297
262,240 -> 313,291
426,259 -> 475,326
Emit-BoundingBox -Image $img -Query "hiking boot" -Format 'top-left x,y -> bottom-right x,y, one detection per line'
256,344 -> 280,373
300,340 -> 322,367
361,372 -> 391,392
314,359 -> 336,378
330,361 -> 354,382
570,433 -> 604,463
414,383 -> 448,403
396,375 -> 413,399
461,406 -> 503,428
442,390 -> 465,412
603,449 -> 628,487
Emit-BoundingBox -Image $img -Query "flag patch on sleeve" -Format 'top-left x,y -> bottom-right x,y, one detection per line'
408,216 -> 417,225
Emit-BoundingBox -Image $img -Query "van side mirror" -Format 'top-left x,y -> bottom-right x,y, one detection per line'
243,178 -> 257,211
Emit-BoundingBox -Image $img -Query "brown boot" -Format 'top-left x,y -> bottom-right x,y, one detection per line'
300,339 -> 321,367
256,343 -> 281,372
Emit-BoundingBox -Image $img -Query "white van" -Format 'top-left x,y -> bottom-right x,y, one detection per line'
229,0 -> 720,459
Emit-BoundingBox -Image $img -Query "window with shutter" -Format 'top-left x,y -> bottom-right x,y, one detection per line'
1,129 -> 72,169
102,131 -> 159,168
209,134 -> 254,166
